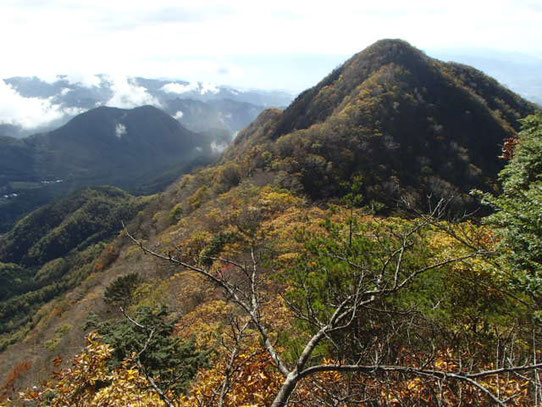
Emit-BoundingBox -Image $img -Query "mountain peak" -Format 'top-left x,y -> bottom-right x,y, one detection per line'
228,39 -> 538,210
269,40 -> 435,139
349,38 -> 429,69
364,38 -> 423,54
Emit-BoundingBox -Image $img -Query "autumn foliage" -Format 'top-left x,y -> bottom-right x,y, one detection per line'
21,333 -> 165,406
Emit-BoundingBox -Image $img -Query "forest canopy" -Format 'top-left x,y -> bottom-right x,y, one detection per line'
16,115 -> 542,406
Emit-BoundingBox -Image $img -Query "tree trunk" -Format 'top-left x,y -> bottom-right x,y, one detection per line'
270,372 -> 300,407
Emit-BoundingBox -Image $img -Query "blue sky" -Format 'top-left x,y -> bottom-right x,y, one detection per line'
0,0 -> 541,92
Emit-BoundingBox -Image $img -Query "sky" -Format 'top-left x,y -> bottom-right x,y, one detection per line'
1,0 -> 541,92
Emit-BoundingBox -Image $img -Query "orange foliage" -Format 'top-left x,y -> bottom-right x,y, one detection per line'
20,333 -> 164,407
180,348 -> 536,406
0,361 -> 32,401
93,245 -> 120,272
180,348 -> 284,406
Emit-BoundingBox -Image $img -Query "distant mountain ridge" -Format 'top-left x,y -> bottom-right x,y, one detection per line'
0,39 -> 540,397
2,105 -> 207,182
0,105 -> 212,232
1,75 -> 294,138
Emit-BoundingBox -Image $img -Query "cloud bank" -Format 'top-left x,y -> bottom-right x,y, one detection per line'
0,74 -> 164,135
161,82 -> 199,94
105,76 -> 160,108
161,82 -> 219,95
0,80 -> 81,129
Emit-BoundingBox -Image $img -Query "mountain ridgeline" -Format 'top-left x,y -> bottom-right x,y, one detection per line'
0,40 -> 541,402
3,105 -> 208,185
227,39 -> 537,210
2,75 -> 293,139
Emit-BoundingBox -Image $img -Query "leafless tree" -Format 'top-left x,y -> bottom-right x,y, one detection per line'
123,199 -> 541,406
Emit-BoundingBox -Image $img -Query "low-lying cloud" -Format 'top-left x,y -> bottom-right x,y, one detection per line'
161,82 -> 199,94
0,80 -> 81,130
0,74 -> 164,135
62,73 -> 103,88
105,76 -> 160,108
115,122 -> 127,138
161,81 -> 219,95
210,140 -> 228,154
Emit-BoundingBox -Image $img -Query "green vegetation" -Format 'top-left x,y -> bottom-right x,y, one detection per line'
225,39 -> 538,213
0,263 -> 32,302
1,40 -> 542,406
0,186 -> 147,350
104,273 -> 144,308
478,113 -> 542,298
0,186 -> 142,265
0,105 -> 212,233
89,305 -> 208,396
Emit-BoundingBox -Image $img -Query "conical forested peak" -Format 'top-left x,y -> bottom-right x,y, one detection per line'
270,40 -> 438,139
366,38 -> 417,49
362,38 -> 425,56
347,38 -> 429,70
224,39 -> 539,211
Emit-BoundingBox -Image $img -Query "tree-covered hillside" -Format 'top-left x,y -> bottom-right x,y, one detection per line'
0,105 -> 212,232
0,40 -> 541,406
0,186 -> 148,352
227,39 -> 537,211
11,115 -> 542,405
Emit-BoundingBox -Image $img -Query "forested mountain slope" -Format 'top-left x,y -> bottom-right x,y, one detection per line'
0,40 -> 541,406
227,39 -> 537,209
0,105 -> 211,232
0,186 -> 147,352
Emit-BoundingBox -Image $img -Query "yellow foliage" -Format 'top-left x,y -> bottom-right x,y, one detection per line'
179,346 -> 284,407
21,333 -> 164,407
176,300 -> 236,349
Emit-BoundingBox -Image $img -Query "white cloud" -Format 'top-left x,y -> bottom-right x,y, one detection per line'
199,82 -> 219,95
63,106 -> 85,116
161,82 -> 199,94
210,140 -> 228,154
161,81 -> 220,95
31,73 -> 103,88
0,80 -> 69,129
63,73 -> 103,88
105,75 -> 160,108
0,0 -> 540,92
115,122 -> 127,138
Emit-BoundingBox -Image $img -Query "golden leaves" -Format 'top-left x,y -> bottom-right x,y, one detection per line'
21,333 -> 164,407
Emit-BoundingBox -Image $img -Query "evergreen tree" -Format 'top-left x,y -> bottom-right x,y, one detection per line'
478,114 -> 542,299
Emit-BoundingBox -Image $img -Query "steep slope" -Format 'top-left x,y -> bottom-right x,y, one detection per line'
228,39 -> 538,210
0,186 -> 144,266
0,40 -> 540,398
163,97 -> 265,143
0,186 -> 147,349
0,136 -> 35,180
